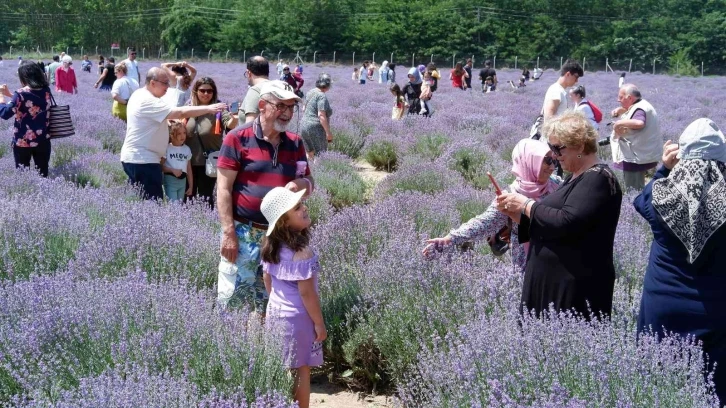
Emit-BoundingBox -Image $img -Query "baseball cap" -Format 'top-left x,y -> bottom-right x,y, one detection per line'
259,80 -> 302,102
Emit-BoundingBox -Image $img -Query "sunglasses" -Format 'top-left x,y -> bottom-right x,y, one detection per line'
543,156 -> 556,166
547,142 -> 567,156
197,89 -> 214,95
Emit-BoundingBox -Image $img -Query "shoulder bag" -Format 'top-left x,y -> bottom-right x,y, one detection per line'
194,118 -> 220,178
47,92 -> 75,139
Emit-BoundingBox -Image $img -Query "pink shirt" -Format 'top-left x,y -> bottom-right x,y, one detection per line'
55,67 -> 77,94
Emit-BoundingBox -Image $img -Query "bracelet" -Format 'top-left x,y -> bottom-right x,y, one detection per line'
301,177 -> 313,194
521,199 -> 533,215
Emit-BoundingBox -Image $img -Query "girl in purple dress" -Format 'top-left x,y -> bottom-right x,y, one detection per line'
260,187 -> 325,408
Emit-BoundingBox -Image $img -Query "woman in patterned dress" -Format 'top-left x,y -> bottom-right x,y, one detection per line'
299,73 -> 333,161
422,138 -> 560,270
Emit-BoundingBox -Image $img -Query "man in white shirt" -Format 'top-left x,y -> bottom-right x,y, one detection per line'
45,55 -> 61,86
121,47 -> 141,87
120,67 -> 226,200
541,60 -> 583,122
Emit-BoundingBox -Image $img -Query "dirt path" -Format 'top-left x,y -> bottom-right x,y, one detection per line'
309,160 -> 392,407
310,378 -> 393,408
353,160 -> 389,185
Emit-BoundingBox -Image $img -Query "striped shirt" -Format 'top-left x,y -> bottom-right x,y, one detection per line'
217,119 -> 310,224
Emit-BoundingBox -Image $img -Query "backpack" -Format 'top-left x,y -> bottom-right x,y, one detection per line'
580,100 -> 603,123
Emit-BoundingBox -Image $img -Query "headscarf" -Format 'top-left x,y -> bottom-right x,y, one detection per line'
380,60 -> 389,70
407,67 -> 422,85
417,64 -> 426,74
510,139 -> 558,199
652,118 -> 726,263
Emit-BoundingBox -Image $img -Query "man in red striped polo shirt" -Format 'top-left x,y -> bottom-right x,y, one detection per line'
216,80 -> 315,311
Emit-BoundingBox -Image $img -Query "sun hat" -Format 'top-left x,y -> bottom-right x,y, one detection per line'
259,80 -> 302,102
260,187 -> 307,236
676,118 -> 726,163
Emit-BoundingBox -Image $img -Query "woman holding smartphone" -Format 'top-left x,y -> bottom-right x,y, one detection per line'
422,139 -> 559,270
497,112 -> 622,319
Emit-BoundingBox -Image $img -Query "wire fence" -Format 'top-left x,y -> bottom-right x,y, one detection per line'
0,46 -> 719,76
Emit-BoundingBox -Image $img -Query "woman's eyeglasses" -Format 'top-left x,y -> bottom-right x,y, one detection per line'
543,156 -> 556,166
196,89 -> 214,95
547,143 -> 567,156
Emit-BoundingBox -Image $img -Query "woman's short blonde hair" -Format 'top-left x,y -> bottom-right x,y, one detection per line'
542,111 -> 598,155
114,62 -> 127,75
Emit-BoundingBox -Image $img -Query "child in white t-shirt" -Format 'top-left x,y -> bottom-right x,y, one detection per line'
419,71 -> 433,115
161,122 -> 193,202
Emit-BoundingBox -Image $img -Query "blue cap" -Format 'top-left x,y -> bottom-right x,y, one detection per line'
677,118 -> 726,163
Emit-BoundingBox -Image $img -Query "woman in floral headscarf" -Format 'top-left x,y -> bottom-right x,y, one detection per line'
635,118 -> 726,403
423,139 -> 559,270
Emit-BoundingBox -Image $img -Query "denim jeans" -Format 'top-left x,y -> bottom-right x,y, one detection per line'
122,162 -> 163,200
163,174 -> 186,202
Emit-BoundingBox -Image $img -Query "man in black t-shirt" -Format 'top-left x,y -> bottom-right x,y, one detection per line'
478,60 -> 498,92
464,59 -> 473,89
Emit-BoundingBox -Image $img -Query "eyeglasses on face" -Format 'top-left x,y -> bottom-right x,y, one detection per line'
262,99 -> 298,113
153,79 -> 170,87
543,156 -> 556,166
547,142 -> 567,156
196,88 -> 214,95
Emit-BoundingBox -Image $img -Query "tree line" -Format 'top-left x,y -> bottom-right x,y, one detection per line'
1,0 -> 725,73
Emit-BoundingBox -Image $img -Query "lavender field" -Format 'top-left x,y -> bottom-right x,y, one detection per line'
1,61 -> 725,407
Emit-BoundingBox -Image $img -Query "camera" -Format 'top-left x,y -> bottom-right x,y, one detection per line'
598,137 -> 611,147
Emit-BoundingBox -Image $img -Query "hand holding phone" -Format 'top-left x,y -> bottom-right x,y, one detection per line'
487,172 -> 502,195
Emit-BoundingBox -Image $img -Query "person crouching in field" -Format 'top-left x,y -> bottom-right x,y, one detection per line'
261,187 -> 325,408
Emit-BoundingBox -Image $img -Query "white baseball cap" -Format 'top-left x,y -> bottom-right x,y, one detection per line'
259,80 -> 302,102
260,187 -> 307,236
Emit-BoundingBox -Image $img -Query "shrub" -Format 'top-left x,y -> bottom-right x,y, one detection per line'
409,133 -> 450,161
312,152 -> 368,209
364,140 -> 398,171
374,161 -> 463,198
329,129 -> 366,159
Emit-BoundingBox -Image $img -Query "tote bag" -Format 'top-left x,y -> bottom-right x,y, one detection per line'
47,92 -> 75,139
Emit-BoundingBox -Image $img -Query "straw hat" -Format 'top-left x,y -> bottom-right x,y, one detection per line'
260,187 -> 306,236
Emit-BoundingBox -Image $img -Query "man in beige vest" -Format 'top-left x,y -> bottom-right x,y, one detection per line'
610,84 -> 661,191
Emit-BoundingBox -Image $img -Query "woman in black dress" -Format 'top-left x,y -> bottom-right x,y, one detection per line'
497,112 -> 622,318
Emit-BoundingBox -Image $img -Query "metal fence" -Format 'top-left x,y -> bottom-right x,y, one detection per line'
0,46 -> 719,76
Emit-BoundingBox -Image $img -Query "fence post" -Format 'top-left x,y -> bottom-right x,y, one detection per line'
560,56 -> 563,69
225,50 -> 230,62
471,54 -> 475,67
537,56 -> 540,69
352,52 -> 355,67
628,59 -> 632,73
243,50 -> 246,62
260,50 -> 264,57
493,56 -> 496,69
411,53 -> 415,67
80,46 -> 83,57
175,48 -> 178,60
452,53 -> 456,68
702,61 -> 704,76
515,56 -> 518,70
313,51 -> 317,64
582,57 -> 586,72
142,48 -> 145,60
208,49 -> 212,61
605,58 -> 609,72
9,46 -> 12,57
191,48 -> 194,59
372,52 -> 375,63
653,58 -> 656,75
430,54 -> 434,63
158,47 -> 162,59
390,52 -> 394,63
333,51 -> 336,64
278,50 -> 282,61
95,46 -> 98,56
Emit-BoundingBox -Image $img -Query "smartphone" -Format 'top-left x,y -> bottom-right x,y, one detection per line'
487,172 -> 502,195
230,101 -> 239,113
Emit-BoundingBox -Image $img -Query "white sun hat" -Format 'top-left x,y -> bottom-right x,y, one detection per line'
260,187 -> 307,236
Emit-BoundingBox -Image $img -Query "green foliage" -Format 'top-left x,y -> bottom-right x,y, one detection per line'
410,133 -> 450,161
313,156 -> 368,209
668,49 -> 700,77
329,130 -> 365,159
449,147 -> 491,190
364,141 -> 398,172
